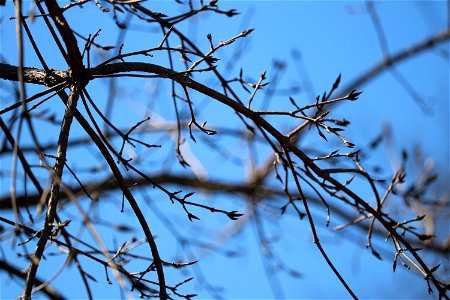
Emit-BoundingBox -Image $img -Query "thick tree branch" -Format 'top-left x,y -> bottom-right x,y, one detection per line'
42,0 -> 84,79
0,63 -> 67,85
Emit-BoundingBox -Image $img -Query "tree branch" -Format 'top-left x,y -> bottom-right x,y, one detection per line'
0,259 -> 65,300
21,84 -> 81,299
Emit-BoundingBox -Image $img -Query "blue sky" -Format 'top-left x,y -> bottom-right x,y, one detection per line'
1,1 -> 449,299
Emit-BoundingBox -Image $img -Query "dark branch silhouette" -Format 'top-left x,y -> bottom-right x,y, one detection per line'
1,1 -> 448,299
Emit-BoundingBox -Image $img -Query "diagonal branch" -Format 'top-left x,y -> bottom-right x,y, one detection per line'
0,259 -> 65,300
21,84 -> 81,299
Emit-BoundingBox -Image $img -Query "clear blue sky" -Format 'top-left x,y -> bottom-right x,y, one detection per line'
0,1 -> 448,299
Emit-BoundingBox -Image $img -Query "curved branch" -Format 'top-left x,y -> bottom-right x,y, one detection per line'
89,61 -> 447,297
